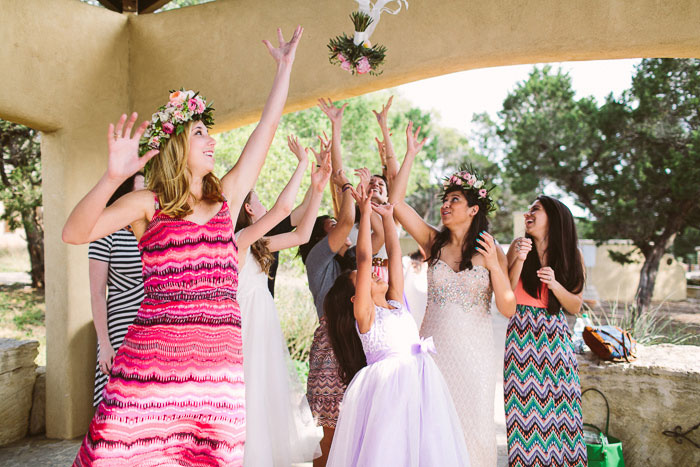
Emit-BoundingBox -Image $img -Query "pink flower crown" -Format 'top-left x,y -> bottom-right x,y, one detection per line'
442,167 -> 496,213
139,89 -> 215,159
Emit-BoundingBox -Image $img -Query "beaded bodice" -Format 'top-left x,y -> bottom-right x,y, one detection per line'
426,259 -> 492,315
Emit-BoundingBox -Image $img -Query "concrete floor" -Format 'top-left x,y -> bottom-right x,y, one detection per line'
0,309 -> 511,466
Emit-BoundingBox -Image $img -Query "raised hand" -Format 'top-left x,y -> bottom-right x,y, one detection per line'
311,153 -> 332,192
514,237 -> 533,262
476,231 -> 501,271
309,133 -> 331,165
350,183 -> 372,215
287,134 -> 309,164
332,168 -> 350,188
318,98 -> 348,126
406,121 -> 427,158
354,167 -> 371,193
263,26 -> 304,66
372,202 -> 394,219
107,112 -> 158,181
372,95 -> 393,128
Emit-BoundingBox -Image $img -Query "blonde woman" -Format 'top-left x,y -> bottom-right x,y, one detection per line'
63,27 -> 303,467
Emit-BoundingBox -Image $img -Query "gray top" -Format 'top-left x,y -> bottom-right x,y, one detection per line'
305,236 -> 342,319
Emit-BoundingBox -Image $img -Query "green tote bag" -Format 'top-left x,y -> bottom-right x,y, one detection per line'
582,388 -> 625,467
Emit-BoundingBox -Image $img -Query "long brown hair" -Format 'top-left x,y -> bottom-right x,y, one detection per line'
324,272 -> 367,385
146,120 -> 224,218
522,196 -> 585,314
235,191 -> 274,276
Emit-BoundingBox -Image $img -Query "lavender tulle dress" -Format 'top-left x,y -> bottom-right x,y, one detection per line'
327,300 -> 470,467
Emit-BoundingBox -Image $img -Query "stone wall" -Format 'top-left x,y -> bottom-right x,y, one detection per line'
578,344 -> 700,466
0,339 -> 38,446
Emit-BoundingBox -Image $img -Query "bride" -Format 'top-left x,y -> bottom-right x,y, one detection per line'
235,135 -> 331,466
388,123 -> 516,466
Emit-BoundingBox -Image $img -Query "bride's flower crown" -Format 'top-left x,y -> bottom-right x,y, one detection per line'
138,89 -> 215,157
442,166 -> 496,213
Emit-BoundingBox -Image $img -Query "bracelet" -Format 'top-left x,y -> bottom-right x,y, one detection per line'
341,183 -> 353,192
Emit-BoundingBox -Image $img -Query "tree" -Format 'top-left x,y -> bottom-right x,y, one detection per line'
0,121 -> 44,289
491,59 -> 700,317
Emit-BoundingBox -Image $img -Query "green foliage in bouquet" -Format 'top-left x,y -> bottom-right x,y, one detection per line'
328,12 -> 387,76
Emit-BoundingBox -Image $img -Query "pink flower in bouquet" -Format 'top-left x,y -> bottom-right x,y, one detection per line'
356,56 -> 371,74
196,98 -> 206,113
449,175 -> 458,184
467,175 -> 476,186
454,178 -> 463,186
340,60 -> 352,72
478,188 -> 487,198
162,122 -> 175,134
338,54 -> 348,63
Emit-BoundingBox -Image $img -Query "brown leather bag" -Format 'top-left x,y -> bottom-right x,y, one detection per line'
583,325 -> 637,362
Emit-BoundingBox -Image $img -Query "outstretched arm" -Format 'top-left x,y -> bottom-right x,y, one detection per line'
372,96 -> 399,180
267,153 -> 332,252
318,98 -> 347,216
236,135 -> 308,252
355,167 -> 385,255
327,169 -> 356,253
62,113 -> 158,244
222,26 -> 304,212
351,185 -> 375,334
373,203 -> 403,303
387,122 -> 436,253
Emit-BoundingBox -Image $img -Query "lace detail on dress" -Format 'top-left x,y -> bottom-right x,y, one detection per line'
356,300 -> 420,365
427,260 -> 492,314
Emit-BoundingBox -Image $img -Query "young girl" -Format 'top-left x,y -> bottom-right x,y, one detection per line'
324,185 -> 470,466
504,196 -> 587,466
234,135 -> 331,466
63,27 -> 303,467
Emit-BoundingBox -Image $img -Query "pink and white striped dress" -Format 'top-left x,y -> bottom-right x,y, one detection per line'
74,198 -> 245,466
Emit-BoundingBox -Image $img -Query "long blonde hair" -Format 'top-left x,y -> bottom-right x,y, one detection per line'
235,191 -> 274,276
147,120 -> 224,217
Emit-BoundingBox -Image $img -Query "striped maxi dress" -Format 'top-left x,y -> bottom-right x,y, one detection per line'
88,228 -> 144,407
74,198 -> 245,466
503,279 -> 587,467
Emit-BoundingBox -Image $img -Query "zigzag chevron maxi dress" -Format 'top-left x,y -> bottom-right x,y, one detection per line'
74,199 -> 245,466
503,279 -> 587,466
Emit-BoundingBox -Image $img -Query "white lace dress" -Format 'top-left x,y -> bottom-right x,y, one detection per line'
237,246 -> 322,466
420,260 -> 496,467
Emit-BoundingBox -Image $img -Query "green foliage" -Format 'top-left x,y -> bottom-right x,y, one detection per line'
588,300 -> 700,346
0,120 -> 44,288
672,227 -> 700,263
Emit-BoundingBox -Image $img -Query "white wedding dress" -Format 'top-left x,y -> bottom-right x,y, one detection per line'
237,245 -> 322,466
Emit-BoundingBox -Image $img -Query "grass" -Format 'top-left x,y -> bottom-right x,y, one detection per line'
586,299 -> 700,346
0,283 -> 46,366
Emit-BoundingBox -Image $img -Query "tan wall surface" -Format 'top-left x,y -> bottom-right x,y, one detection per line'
2,0 -> 700,440
2,0 -> 131,438
128,0 -> 700,132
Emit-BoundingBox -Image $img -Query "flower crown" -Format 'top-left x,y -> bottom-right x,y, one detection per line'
442,166 -> 496,213
139,89 -> 215,158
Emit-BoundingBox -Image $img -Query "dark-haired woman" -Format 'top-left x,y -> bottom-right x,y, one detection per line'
389,123 -> 516,466
88,173 -> 144,407
504,196 -> 587,466
299,167 -> 356,467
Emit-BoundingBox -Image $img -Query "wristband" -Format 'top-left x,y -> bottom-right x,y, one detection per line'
341,183 -> 352,192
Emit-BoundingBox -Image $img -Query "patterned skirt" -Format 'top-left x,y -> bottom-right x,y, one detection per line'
504,304 -> 587,467
306,315 -> 346,429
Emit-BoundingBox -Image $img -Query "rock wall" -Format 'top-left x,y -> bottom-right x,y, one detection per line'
578,344 -> 700,466
0,339 -> 38,446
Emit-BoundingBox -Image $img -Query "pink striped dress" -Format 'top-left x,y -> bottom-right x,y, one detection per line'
74,198 -> 245,466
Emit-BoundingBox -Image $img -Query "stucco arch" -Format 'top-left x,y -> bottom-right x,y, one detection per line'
2,0 -> 699,438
